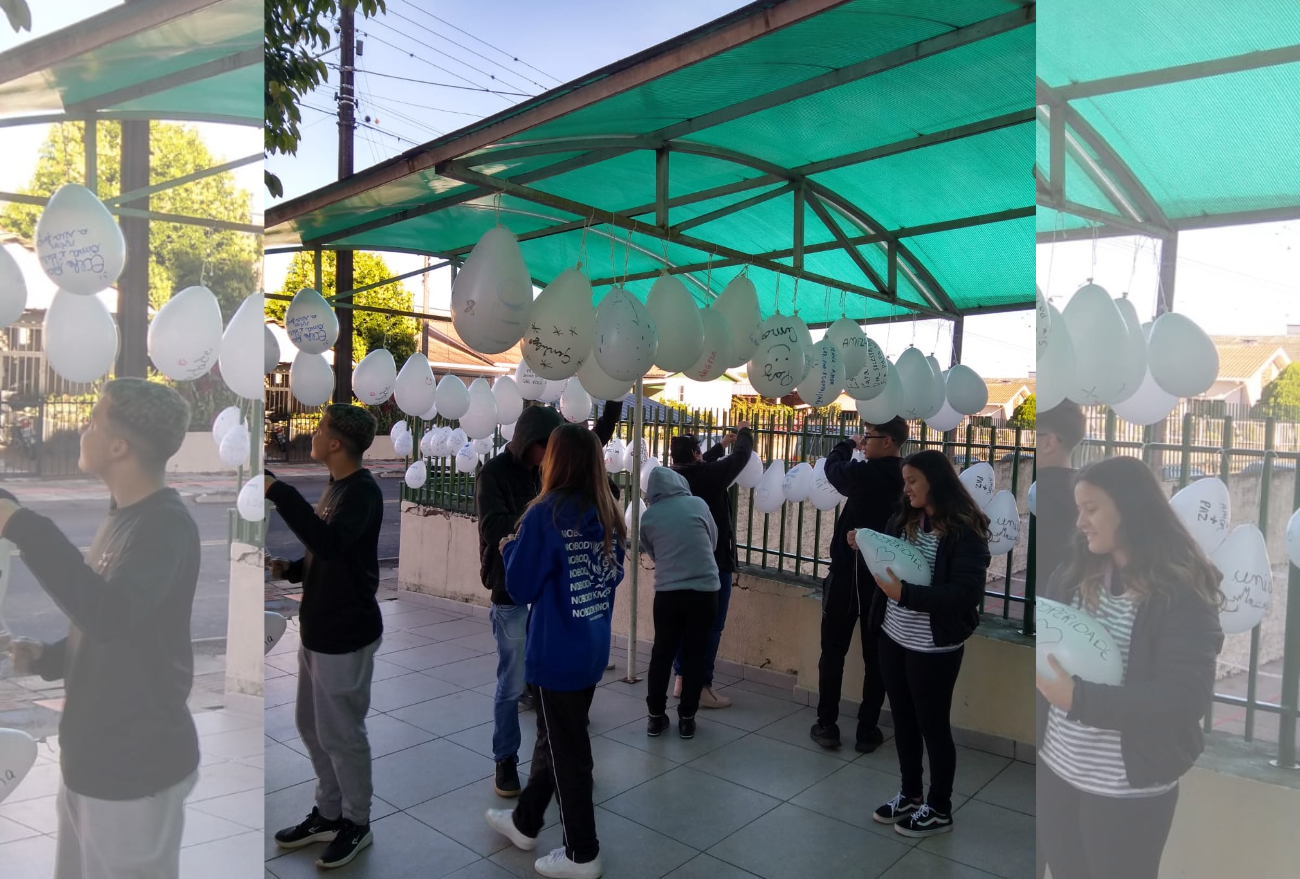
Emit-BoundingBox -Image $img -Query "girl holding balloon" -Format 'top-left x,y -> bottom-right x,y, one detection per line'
1036,456 -> 1223,879
851,449 -> 991,838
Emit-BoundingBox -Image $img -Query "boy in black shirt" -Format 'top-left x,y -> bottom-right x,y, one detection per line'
0,378 -> 200,879
266,403 -> 384,870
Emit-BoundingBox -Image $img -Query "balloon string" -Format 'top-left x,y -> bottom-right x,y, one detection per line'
774,273 -> 781,316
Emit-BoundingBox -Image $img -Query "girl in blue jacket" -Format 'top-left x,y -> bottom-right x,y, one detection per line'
486,423 -> 626,879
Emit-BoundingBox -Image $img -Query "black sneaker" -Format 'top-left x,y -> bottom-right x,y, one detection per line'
855,726 -> 885,754
809,721 -> 841,749
873,792 -> 923,825
894,804 -> 953,838
316,819 -> 373,869
273,807 -> 341,850
647,714 -> 670,737
495,757 -> 521,797
679,716 -> 696,739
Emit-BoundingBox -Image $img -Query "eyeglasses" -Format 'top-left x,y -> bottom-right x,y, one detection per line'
862,433 -> 888,440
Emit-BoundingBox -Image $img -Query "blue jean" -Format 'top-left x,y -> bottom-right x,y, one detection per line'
491,602 -> 529,762
674,569 -> 731,686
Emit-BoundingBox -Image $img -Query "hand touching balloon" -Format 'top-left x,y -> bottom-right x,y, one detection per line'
873,567 -> 903,601
1036,653 -> 1076,711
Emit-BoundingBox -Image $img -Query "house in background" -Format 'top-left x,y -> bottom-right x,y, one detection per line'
980,378 -> 1035,425
650,368 -> 742,412
1205,337 -> 1294,407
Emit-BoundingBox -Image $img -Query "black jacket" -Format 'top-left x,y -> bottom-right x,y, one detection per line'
823,441 -> 903,589
1036,567 -> 1224,788
671,428 -> 754,574
1033,466 -> 1077,589
268,468 -> 385,654
477,400 -> 622,606
867,513 -> 991,648
3,489 -> 200,800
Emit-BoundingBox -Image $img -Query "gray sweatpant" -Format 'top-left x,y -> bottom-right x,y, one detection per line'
297,637 -> 380,825
54,769 -> 198,879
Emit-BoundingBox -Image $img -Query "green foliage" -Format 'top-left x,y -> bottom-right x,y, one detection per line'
1,121 -> 258,322
265,0 -> 386,197
270,249 -> 417,370
1254,364 -> 1300,420
1009,393 -> 1036,429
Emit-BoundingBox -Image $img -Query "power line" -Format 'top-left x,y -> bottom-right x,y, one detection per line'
381,4 -> 550,92
363,15 -> 537,95
325,62 -> 531,97
358,30 -> 522,105
355,68 -> 444,137
349,93 -> 485,118
391,0 -> 562,84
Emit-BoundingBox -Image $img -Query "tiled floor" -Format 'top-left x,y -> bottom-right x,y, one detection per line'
0,704 -> 264,878
265,598 -> 1034,879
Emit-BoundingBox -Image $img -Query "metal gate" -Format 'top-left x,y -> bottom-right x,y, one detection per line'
0,398 -> 94,478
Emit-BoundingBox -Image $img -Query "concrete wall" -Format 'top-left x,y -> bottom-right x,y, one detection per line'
365,436 -> 398,462
167,432 -> 226,474
225,541 -> 264,704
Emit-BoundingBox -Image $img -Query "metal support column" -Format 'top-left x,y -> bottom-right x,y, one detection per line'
625,379 -> 644,683
1157,231 -> 1177,316
84,118 -> 97,192
116,119 -> 149,378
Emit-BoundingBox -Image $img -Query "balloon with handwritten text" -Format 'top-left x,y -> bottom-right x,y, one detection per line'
594,287 -> 659,382
0,729 -> 38,805
35,184 -> 125,296
1213,524 -> 1272,635
959,462 -> 995,510
1170,477 -> 1231,556
451,225 -> 533,355
148,286 -> 223,381
855,529 -> 932,586
986,490 -> 1020,555
264,612 -> 287,655
522,269 -> 595,380
1035,598 -> 1123,685
748,314 -> 806,397
284,288 -> 340,355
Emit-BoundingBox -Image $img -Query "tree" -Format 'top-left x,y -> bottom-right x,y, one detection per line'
270,250 -> 417,369
1009,393 -> 1036,429
1254,364 -> 1300,420
265,0 -> 386,197
1,121 -> 259,322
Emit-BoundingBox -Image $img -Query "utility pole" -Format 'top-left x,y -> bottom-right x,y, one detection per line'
421,255 -> 430,355
333,4 -> 356,404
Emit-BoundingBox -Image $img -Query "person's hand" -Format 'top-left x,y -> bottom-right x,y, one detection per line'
1036,654 -> 1076,711
849,435 -> 865,450
737,420 -> 750,431
721,432 -> 736,448
267,558 -> 291,579
873,567 -> 903,601
264,475 -> 277,495
8,638 -> 42,676
846,530 -> 858,550
499,534 -> 515,553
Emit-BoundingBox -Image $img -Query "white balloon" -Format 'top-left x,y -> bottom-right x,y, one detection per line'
639,456 -> 660,494
432,427 -> 454,458
394,433 -> 414,457
791,316 -> 814,382
461,378 -> 499,439
733,450 -> 764,489
713,275 -> 761,365
844,337 -> 889,401
809,458 -> 845,511
435,374 -> 470,421
500,422 -> 516,443
44,289 -> 117,383
783,462 -> 814,502
263,612 -> 287,655
284,287 -> 339,355
1111,298 -> 1147,405
421,402 -> 439,422
1035,598 -> 1123,685
986,490 -> 1020,555
560,379 -> 593,423
959,462 -> 996,510
219,293 -> 267,400
605,437 -> 627,473
148,285 -> 222,381
1038,302 -> 1077,411
594,287 -> 659,382
1148,312 -> 1219,398
405,460 -> 428,490
896,348 -> 937,420
826,317 -> 868,379
1112,366 -> 1178,425
264,325 -> 280,375
1289,509 -> 1300,569
945,364 -> 988,416
514,361 -> 548,402
796,340 -> 844,408
623,437 -> 650,474
522,268 -> 595,380
493,376 -> 524,425
35,183 -> 125,295
748,314 -> 805,397
1170,477 -> 1231,555
538,378 -> 566,404
754,460 -> 787,514
211,406 -> 242,449
390,420 -> 410,441
0,245 -> 27,328
237,477 -> 265,522
687,308 -> 733,382
1028,481 -> 1037,517
1213,525 -> 1272,635
219,426 -> 250,469
855,529 -> 932,586
395,352 -> 437,417
419,429 -> 436,458
290,351 -> 334,407
925,400 -> 964,432
451,225 -> 533,354
474,436 -> 494,456
576,356 -> 633,400
0,728 -> 38,804
449,428 -> 467,450
856,361 -> 902,423
1063,284 -> 1128,405
1035,287 -> 1051,360
455,442 -> 478,474
353,348 -> 397,406
646,274 -> 704,372
921,356 -> 946,419
625,498 -> 647,531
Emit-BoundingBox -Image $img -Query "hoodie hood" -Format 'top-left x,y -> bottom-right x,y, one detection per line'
506,404 -> 564,461
646,466 -> 691,506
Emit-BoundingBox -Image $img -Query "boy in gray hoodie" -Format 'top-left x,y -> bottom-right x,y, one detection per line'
640,467 -> 720,739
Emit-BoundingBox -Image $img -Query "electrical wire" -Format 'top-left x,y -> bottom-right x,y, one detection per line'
357,31 -> 524,104
363,15 -> 536,95
390,0 -> 562,84
324,63 -> 531,97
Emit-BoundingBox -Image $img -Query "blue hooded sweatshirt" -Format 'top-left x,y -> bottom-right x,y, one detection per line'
503,494 -> 625,691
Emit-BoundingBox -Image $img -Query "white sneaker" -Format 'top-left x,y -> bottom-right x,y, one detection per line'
534,847 -> 603,878
485,809 -> 538,851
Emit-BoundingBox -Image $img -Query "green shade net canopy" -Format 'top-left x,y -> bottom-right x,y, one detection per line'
268,0 -> 1036,326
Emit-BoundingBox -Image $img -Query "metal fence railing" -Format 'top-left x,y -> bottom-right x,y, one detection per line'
0,397 -> 95,477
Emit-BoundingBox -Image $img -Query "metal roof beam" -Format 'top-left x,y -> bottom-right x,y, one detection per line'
1172,205 -> 1300,231
0,190 -> 260,234
0,110 -> 260,129
63,47 -> 263,114
104,152 -> 262,206
671,183 -> 794,233
803,189 -> 891,295
1051,44 -> 1300,102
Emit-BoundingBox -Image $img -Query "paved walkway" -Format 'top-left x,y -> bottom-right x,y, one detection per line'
265,597 -> 1034,879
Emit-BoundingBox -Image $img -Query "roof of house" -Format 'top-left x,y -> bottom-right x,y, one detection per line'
984,378 -> 1035,407
1211,338 -> 1295,380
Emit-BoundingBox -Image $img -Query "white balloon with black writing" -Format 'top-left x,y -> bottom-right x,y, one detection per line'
290,351 -> 334,407
263,612 -> 287,655
1035,598 -> 1123,685
353,348 -> 397,406
1063,284 -> 1128,405
959,462 -> 995,510
237,477 -> 265,522
474,436 -> 494,456
492,377 -> 523,425
855,529 -> 932,586
844,336 -> 888,401
605,438 -> 627,473
825,317 -> 868,379
284,287 -> 339,355
640,456 -> 660,494
748,314 -> 805,397
1212,525 -> 1272,635
1035,287 -> 1051,359
435,374 -> 470,421
449,428 -> 467,450
733,450 -> 763,489
218,425 -> 250,469
623,438 -> 651,475
393,432 -> 414,458
451,225 -> 533,354
986,490 -> 1020,555
455,442 -> 478,474
896,348 -> 938,420
44,290 -> 116,383
1170,477 -> 1231,555
688,308 -> 733,382
219,293 -> 266,400
148,286 -> 222,381
394,352 -> 437,417
809,457 -> 845,512
1037,302 -> 1077,411
0,728 -> 38,804
522,268 -> 595,380
538,376 -> 565,404
783,462 -> 814,503
576,356 -> 632,400
514,360 -> 548,402
792,317 -> 814,382
713,275 -> 761,366
796,340 -> 844,408
560,379 -> 592,423
460,378 -> 499,439
1148,312 -> 1218,398
646,274 -> 704,373
391,419 -> 411,441
405,460 -> 427,490
754,460 -> 786,514
0,245 -> 26,328
35,183 -> 125,295
594,288 -> 658,382
856,360 -> 901,422
432,427 -> 454,458
419,429 -> 436,458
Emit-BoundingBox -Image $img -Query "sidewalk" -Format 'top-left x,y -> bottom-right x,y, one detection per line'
265,595 -> 1034,879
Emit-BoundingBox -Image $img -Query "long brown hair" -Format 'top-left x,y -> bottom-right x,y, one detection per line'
1062,456 -> 1222,612
897,450 -> 990,541
523,423 -> 626,561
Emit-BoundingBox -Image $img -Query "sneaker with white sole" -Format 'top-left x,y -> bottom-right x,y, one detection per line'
315,819 -> 372,869
534,846 -> 604,879
873,792 -> 923,825
485,809 -> 538,851
273,807 -> 340,850
893,803 -> 953,838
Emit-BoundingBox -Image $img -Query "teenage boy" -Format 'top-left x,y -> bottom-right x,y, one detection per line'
1034,402 -> 1085,586
811,417 -> 908,751
267,403 -> 385,870
1,378 -> 200,879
